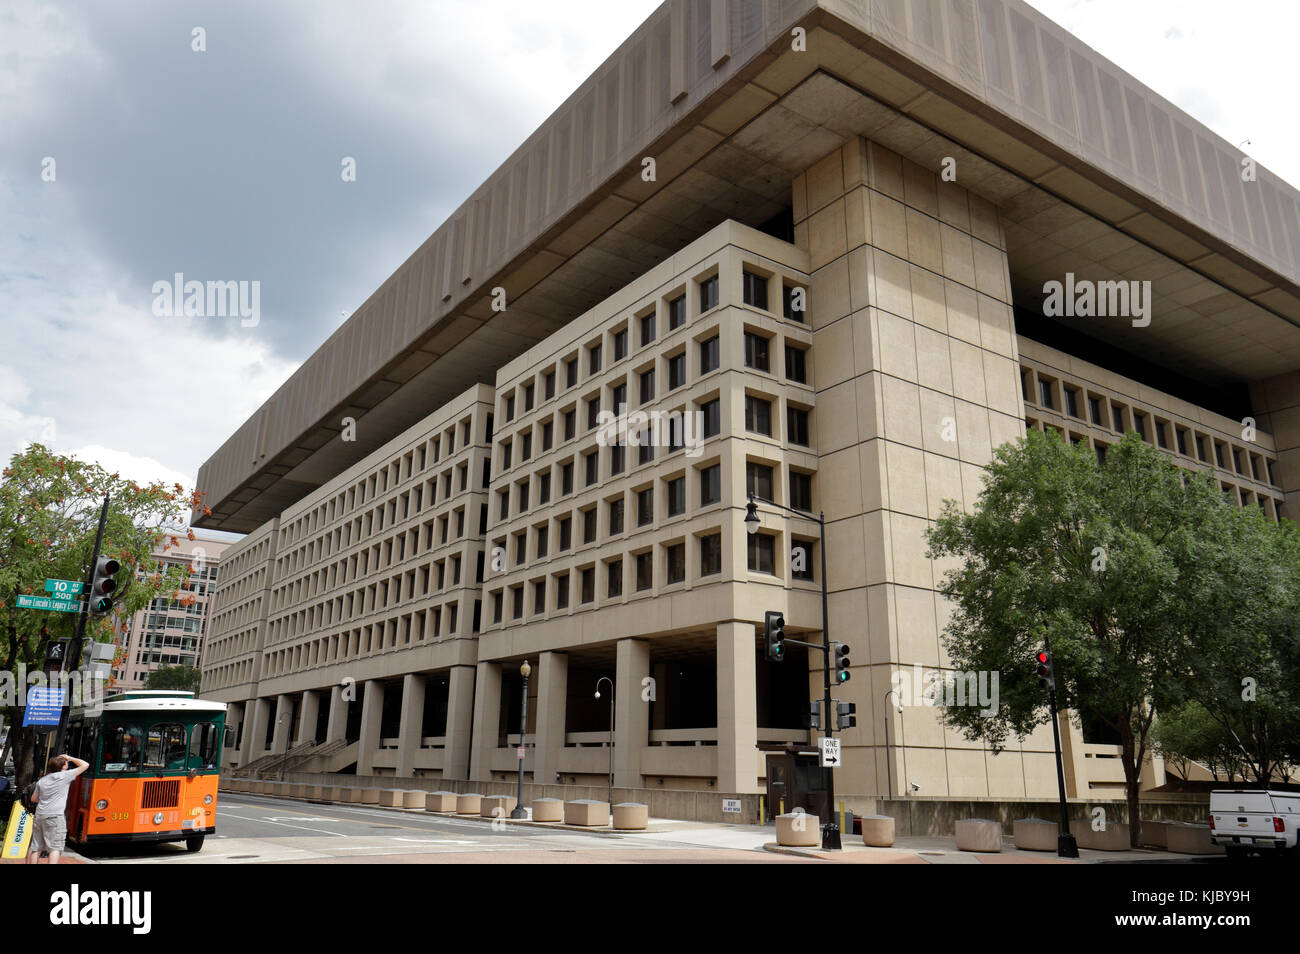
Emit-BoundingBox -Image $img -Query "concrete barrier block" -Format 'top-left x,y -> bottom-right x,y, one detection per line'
532,797 -> 563,822
426,791 -> 459,813
1141,820 -> 1169,849
456,793 -> 483,815
1012,818 -> 1058,851
564,799 -> 610,827
775,811 -> 819,847
955,818 -> 1003,852
359,788 -> 381,805
1167,823 -> 1223,855
378,788 -> 407,807
338,787 -> 363,803
861,814 -> 895,847
480,795 -> 517,819
612,802 -> 648,830
1076,823 -> 1130,851
402,790 -> 428,810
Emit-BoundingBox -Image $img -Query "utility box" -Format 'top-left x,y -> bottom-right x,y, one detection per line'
759,743 -> 828,824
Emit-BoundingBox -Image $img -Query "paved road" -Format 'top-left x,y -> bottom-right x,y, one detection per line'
81,793 -> 811,864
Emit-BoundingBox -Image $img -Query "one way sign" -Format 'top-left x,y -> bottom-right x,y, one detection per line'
819,737 -> 841,768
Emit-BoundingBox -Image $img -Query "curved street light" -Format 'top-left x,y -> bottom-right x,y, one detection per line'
594,676 -> 614,806
510,660 -> 531,819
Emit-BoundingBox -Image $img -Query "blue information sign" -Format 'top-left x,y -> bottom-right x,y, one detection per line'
22,686 -> 66,727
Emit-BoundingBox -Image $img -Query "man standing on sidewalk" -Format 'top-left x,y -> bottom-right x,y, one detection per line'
26,754 -> 88,864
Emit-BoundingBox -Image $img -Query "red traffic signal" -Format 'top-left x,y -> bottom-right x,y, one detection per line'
1035,649 -> 1055,690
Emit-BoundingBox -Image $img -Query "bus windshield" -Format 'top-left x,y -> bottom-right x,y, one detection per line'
145,723 -> 189,771
100,723 -> 143,773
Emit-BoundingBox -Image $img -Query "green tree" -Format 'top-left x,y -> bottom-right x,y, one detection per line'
0,444 -> 204,789
1151,701 -> 1244,782
926,430 -> 1230,846
144,664 -> 202,693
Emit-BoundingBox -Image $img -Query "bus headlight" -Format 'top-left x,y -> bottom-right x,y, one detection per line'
95,799 -> 108,811
203,794 -> 213,805
153,812 -> 164,825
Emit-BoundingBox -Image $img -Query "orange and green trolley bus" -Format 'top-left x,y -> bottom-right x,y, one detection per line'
63,690 -> 227,852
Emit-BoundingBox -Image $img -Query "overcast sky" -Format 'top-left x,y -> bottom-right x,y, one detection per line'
2,0 -> 1296,522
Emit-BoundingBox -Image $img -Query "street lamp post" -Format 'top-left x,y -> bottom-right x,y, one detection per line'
511,660 -> 531,819
883,689 -> 902,801
745,492 -> 841,850
594,677 -> 614,806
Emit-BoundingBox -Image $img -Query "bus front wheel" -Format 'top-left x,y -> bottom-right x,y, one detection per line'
185,835 -> 205,853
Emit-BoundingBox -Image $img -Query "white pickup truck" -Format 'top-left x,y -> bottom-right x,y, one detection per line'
1209,789 -> 1300,858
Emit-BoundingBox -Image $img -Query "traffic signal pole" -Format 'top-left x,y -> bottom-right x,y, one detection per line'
51,495 -> 110,756
817,509 -> 840,849
1047,687 -> 1078,857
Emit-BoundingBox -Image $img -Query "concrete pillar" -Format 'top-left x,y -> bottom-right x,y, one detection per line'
468,661 -> 502,782
223,702 -> 243,769
241,696 -> 269,765
326,683 -> 349,742
395,672 -> 426,777
716,622 -> 760,793
614,638 -> 650,788
444,665 -> 476,780
296,690 -> 320,746
271,694 -> 293,756
533,651 -> 568,784
356,680 -> 385,776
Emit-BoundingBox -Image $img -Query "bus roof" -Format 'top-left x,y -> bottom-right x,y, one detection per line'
105,690 -> 197,701
75,694 -> 228,716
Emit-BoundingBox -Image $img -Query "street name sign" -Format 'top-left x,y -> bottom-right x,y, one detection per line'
16,594 -> 81,613
45,579 -> 84,596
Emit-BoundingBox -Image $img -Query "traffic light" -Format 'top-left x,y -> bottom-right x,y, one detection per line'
835,700 -> 857,730
834,642 -> 851,683
43,639 -> 67,671
1035,649 -> 1055,690
808,700 -> 821,729
88,556 -> 120,615
764,611 -> 785,662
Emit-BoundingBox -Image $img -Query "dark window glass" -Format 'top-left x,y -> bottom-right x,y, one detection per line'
640,369 -> 655,404
561,462 -> 574,495
1064,388 -> 1079,418
583,508 -> 598,544
636,552 -> 653,591
613,329 -> 628,360
668,353 -> 686,390
640,313 -> 656,347
538,473 -> 551,506
1112,405 -> 1125,433
555,574 -> 569,610
587,397 -> 600,429
783,284 -> 804,321
559,517 -> 572,551
667,477 -> 685,517
512,585 -> 524,620
638,440 -> 654,466
534,581 -> 546,615
668,294 -> 686,329
666,544 -> 685,584
609,498 -> 624,535
1133,412 -> 1147,441
524,384 -> 535,412
521,432 -> 532,461
502,441 -> 512,469
700,533 -> 722,576
612,382 -> 627,412
566,358 -> 578,388
564,409 -> 576,441
1088,395 -> 1102,425
787,407 -> 810,446
589,344 -> 602,375
785,346 -> 806,383
580,568 -> 594,603
699,276 -> 719,313
492,592 -> 503,624
744,333 -> 770,371
746,462 -> 774,501
610,443 -> 625,476
790,471 -> 812,511
585,451 -> 599,486
701,464 -> 721,505
702,399 -> 720,438
1037,379 -> 1054,409
745,396 -> 772,436
545,371 -> 556,400
742,271 -> 768,310
607,559 -> 623,598
700,336 -> 720,374
637,488 -> 654,526
747,533 -> 776,574
505,394 -> 515,422
542,422 -> 553,452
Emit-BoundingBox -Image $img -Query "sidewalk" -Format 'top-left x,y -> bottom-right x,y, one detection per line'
762,833 -> 1201,863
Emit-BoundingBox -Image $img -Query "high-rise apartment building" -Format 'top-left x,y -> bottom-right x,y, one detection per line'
196,1 -> 1300,806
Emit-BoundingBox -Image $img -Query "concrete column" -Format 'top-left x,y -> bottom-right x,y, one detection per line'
222,702 -> 243,769
614,638 -> 650,788
271,693 -> 293,756
716,621 -> 760,793
296,690 -> 320,746
356,679 -> 385,776
533,651 -> 568,784
326,683 -> 349,742
444,665 -> 476,780
468,661 -> 502,782
240,696 -> 269,765
395,672 -> 426,777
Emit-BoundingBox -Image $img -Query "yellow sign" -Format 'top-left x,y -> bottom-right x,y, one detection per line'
3,802 -> 33,859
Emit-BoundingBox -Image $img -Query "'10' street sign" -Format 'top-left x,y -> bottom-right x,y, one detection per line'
45,579 -> 84,596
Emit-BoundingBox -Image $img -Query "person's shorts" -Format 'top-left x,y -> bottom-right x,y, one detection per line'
31,814 -> 67,853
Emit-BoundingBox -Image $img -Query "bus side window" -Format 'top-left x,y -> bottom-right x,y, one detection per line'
189,722 -> 220,770
101,723 -> 142,773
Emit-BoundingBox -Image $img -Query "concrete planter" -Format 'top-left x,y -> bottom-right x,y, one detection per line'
775,811 -> 819,847
402,790 -> 428,810
319,786 -> 347,803
1076,823 -> 1130,851
563,799 -> 610,827
339,787 -> 362,803
480,795 -> 518,819
1012,818 -> 1058,851
378,788 -> 406,807
955,818 -> 1003,852
456,793 -> 483,815
1167,823 -> 1223,855
1140,820 -> 1169,849
359,788 -> 381,805
426,791 -> 459,813
612,802 -> 649,830
532,797 -> 563,822
860,814 -> 895,847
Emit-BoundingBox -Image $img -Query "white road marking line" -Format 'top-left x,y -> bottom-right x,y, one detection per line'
217,811 -> 347,837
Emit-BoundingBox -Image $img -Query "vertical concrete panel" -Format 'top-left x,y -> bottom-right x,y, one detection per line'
271,693 -> 293,757
468,661 -> 502,782
716,621 -> 760,793
240,697 -> 269,765
296,690 -> 320,746
356,680 -> 385,776
326,684 -> 348,743
396,673 -> 426,777
533,651 -> 569,784
444,665 -> 477,781
614,638 -> 650,787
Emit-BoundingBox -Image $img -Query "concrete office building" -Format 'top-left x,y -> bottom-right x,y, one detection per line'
113,534 -> 230,691
197,1 -> 1300,807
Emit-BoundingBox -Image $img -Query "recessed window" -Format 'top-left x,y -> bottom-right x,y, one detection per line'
538,473 -> 551,505
790,470 -> 812,512
1095,443 -> 1107,466
791,539 -> 814,581
1111,404 -> 1126,434
668,294 -> 686,330
498,490 -> 509,521
609,498 -> 625,535
745,396 -> 772,436
699,275 -> 719,313
744,333 -> 770,372
613,328 -> 628,361
785,345 -> 807,383
701,399 -> 720,439
589,343 -> 602,375
610,444 -> 625,476
701,464 -> 721,506
640,368 -> 655,404
782,284 -> 804,322
1064,387 -> 1079,419
640,312 -> 656,347
747,533 -> 776,574
607,558 -> 623,598
637,487 -> 654,526
700,533 -> 722,576
517,479 -> 529,512
542,421 -> 554,452
536,525 -> 549,558
565,358 -> 578,389
559,517 -> 572,551
582,508 -> 598,544
746,462 -> 774,501
585,451 -> 599,486
667,477 -> 685,517
742,270 -> 768,310
544,371 -> 556,400
1037,379 -> 1054,410
580,567 -> 595,604
512,585 -> 524,620
612,381 -> 627,414
492,591 -> 503,624
1195,434 -> 1208,462
563,409 -> 576,441
505,394 -> 516,422
502,440 -> 513,470
700,336 -> 720,374
521,432 -> 532,461
524,384 -> 535,412
668,353 -> 686,391
561,461 -> 574,496
638,439 -> 654,466
533,581 -> 546,615
1088,395 -> 1102,425
787,406 -> 810,446
1155,420 -> 1169,449
587,397 -> 601,430
665,543 -> 685,584
555,573 -> 569,610
635,552 -> 653,591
